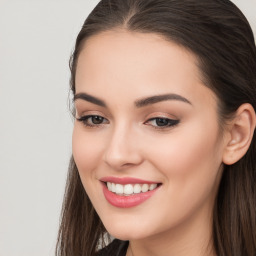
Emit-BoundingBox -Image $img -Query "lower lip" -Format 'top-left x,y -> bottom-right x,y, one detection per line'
102,183 -> 159,208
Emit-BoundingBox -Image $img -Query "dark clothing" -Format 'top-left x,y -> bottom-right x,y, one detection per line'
97,239 -> 129,256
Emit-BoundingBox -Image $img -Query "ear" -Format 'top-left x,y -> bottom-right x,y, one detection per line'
222,103 -> 256,165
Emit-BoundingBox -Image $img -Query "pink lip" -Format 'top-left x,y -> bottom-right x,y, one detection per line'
100,176 -> 160,185
101,180 -> 161,208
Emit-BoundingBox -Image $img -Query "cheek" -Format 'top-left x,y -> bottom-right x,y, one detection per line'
72,125 -> 105,180
145,120 -> 223,203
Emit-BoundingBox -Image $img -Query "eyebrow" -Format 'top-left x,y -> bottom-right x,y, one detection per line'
74,92 -> 107,107
74,92 -> 191,108
135,93 -> 192,107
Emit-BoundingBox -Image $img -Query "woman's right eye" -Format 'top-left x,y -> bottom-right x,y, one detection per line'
76,115 -> 109,127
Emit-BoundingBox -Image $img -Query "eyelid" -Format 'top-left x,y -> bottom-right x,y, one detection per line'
144,114 -> 180,129
145,111 -> 178,120
76,114 -> 109,128
75,108 -> 109,119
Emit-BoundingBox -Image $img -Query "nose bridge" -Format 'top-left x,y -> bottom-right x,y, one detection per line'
103,120 -> 142,169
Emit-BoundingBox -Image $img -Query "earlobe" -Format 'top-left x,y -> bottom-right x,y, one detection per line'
222,103 -> 256,165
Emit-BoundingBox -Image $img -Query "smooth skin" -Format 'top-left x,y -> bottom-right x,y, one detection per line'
72,30 -> 256,256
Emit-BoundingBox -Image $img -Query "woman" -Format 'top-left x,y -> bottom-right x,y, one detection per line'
56,0 -> 256,255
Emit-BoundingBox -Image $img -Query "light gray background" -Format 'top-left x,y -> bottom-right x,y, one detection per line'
0,1 -> 255,255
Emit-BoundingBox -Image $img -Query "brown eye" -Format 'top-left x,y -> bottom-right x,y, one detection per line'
91,116 -> 104,124
155,118 -> 170,126
76,115 -> 109,127
145,117 -> 180,128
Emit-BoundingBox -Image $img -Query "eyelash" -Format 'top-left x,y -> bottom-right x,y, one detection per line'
76,115 -> 180,129
76,115 -> 109,127
145,117 -> 180,129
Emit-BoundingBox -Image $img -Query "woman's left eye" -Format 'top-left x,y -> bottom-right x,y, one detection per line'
145,117 -> 180,128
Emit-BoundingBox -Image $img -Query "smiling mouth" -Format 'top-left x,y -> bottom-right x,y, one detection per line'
103,182 -> 162,196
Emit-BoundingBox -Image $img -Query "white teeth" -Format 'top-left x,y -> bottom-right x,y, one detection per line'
107,182 -> 112,190
112,183 -> 116,192
106,182 -> 158,195
115,184 -> 124,194
133,184 -> 142,194
149,184 -> 157,191
124,184 -> 133,195
141,184 -> 149,192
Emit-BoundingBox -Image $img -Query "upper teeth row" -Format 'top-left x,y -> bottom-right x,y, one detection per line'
107,182 -> 157,195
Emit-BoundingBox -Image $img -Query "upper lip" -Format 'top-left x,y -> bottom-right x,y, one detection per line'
100,176 -> 161,185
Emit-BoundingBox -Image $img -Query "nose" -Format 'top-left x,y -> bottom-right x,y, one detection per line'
103,124 -> 143,170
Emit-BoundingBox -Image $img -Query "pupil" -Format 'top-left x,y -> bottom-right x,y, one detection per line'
156,118 -> 169,126
92,116 -> 103,124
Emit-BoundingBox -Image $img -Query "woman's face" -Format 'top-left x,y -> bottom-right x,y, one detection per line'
73,30 -> 226,241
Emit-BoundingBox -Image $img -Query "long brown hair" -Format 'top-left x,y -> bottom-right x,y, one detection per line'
56,1 -> 256,255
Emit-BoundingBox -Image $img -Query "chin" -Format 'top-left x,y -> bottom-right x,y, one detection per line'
108,230 -> 145,241
103,220 -> 154,241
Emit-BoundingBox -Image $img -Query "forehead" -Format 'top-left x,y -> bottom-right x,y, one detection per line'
75,30 -> 216,109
